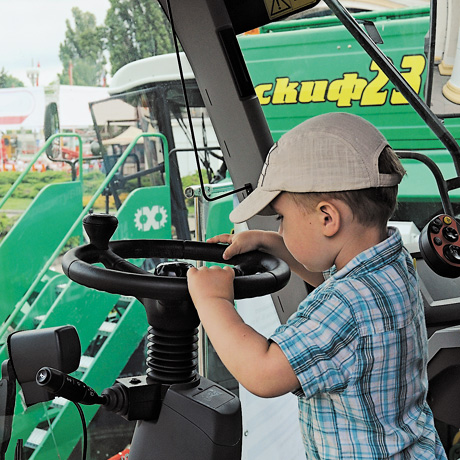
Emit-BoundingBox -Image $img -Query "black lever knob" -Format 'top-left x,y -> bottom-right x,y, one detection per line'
83,214 -> 118,250
444,244 -> 460,264
443,226 -> 459,243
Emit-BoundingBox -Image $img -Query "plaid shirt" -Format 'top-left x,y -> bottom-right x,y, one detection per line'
271,228 -> 446,459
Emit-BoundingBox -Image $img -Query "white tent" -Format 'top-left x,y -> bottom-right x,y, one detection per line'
0,87 -> 45,132
0,85 -> 109,133
102,126 -> 144,145
59,85 -> 109,129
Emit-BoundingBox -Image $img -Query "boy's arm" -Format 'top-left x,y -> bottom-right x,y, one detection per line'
187,265 -> 300,398
208,230 -> 325,288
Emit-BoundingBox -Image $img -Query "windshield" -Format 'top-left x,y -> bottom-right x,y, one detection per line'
90,82 -> 223,181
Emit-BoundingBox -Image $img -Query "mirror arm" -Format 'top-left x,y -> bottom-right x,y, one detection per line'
397,150 -> 454,216
424,0 -> 437,107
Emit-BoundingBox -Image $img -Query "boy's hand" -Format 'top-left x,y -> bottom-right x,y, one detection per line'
187,265 -> 235,307
207,231 -> 266,260
187,254 -> 300,398
209,230 -> 325,288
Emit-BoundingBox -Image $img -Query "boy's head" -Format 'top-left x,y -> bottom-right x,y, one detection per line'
230,112 -> 405,229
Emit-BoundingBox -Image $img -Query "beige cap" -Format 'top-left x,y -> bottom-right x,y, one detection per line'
230,112 -> 402,224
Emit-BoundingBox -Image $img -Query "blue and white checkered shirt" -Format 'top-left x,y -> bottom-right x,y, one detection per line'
270,228 -> 446,459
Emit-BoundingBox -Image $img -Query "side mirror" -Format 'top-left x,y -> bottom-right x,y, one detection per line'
90,140 -> 102,156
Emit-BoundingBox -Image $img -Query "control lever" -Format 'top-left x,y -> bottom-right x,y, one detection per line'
35,367 -> 159,421
419,214 -> 460,278
36,367 -> 106,406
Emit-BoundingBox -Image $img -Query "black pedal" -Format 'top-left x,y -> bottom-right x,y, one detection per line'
419,214 -> 460,278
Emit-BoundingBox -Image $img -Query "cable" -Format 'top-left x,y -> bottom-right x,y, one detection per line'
13,440 -> 23,460
42,402 -> 61,460
165,0 -> 252,202
73,403 -> 87,460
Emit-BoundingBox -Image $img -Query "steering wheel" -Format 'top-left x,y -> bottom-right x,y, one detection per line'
62,214 -> 290,301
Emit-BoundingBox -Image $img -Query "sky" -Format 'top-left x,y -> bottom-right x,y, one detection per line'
0,0 -> 111,87
1,0 -> 431,89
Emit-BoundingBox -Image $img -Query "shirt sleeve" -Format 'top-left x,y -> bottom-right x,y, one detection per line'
270,289 -> 359,399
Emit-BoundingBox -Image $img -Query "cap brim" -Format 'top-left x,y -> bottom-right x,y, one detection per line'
229,188 -> 281,223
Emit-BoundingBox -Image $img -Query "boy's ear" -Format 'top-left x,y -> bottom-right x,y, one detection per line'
316,201 -> 341,237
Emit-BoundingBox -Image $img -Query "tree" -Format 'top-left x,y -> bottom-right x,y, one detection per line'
59,7 -> 106,86
0,68 -> 25,88
105,0 -> 174,75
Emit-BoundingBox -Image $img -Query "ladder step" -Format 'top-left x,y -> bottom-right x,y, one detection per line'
56,283 -> 68,294
99,321 -> 117,336
51,396 -> 67,408
34,315 -> 46,326
78,355 -> 94,372
119,295 -> 135,304
25,428 -> 47,449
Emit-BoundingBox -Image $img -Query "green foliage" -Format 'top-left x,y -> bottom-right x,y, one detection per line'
0,213 -> 17,240
59,7 -> 106,86
82,171 -> 106,196
61,236 -> 81,254
82,169 -> 203,209
181,170 -> 206,189
0,171 -> 71,200
81,170 -> 162,197
105,0 -> 175,75
0,68 -> 25,88
57,2 -> 176,84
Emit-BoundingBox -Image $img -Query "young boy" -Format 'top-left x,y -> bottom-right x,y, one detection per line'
187,112 -> 447,459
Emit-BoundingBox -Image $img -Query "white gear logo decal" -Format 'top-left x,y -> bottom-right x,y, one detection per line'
134,205 -> 168,231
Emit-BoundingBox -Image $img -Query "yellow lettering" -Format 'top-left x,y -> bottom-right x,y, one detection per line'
327,73 -> 367,107
390,55 -> 426,104
298,80 -> 328,103
253,54 -> 426,108
361,61 -> 388,106
272,77 -> 299,104
255,83 -> 273,105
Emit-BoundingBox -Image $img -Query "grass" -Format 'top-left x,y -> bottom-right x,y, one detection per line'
0,171 -> 71,199
0,197 -> 33,211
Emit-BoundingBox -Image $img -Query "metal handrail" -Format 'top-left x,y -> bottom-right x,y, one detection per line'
0,133 -> 84,210
0,132 -> 169,342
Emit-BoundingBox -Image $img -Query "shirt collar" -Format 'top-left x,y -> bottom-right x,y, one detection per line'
325,227 -> 403,281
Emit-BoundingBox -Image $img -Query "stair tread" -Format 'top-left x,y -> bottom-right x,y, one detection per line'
99,321 -> 117,335
78,355 -> 94,371
25,428 -> 47,449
